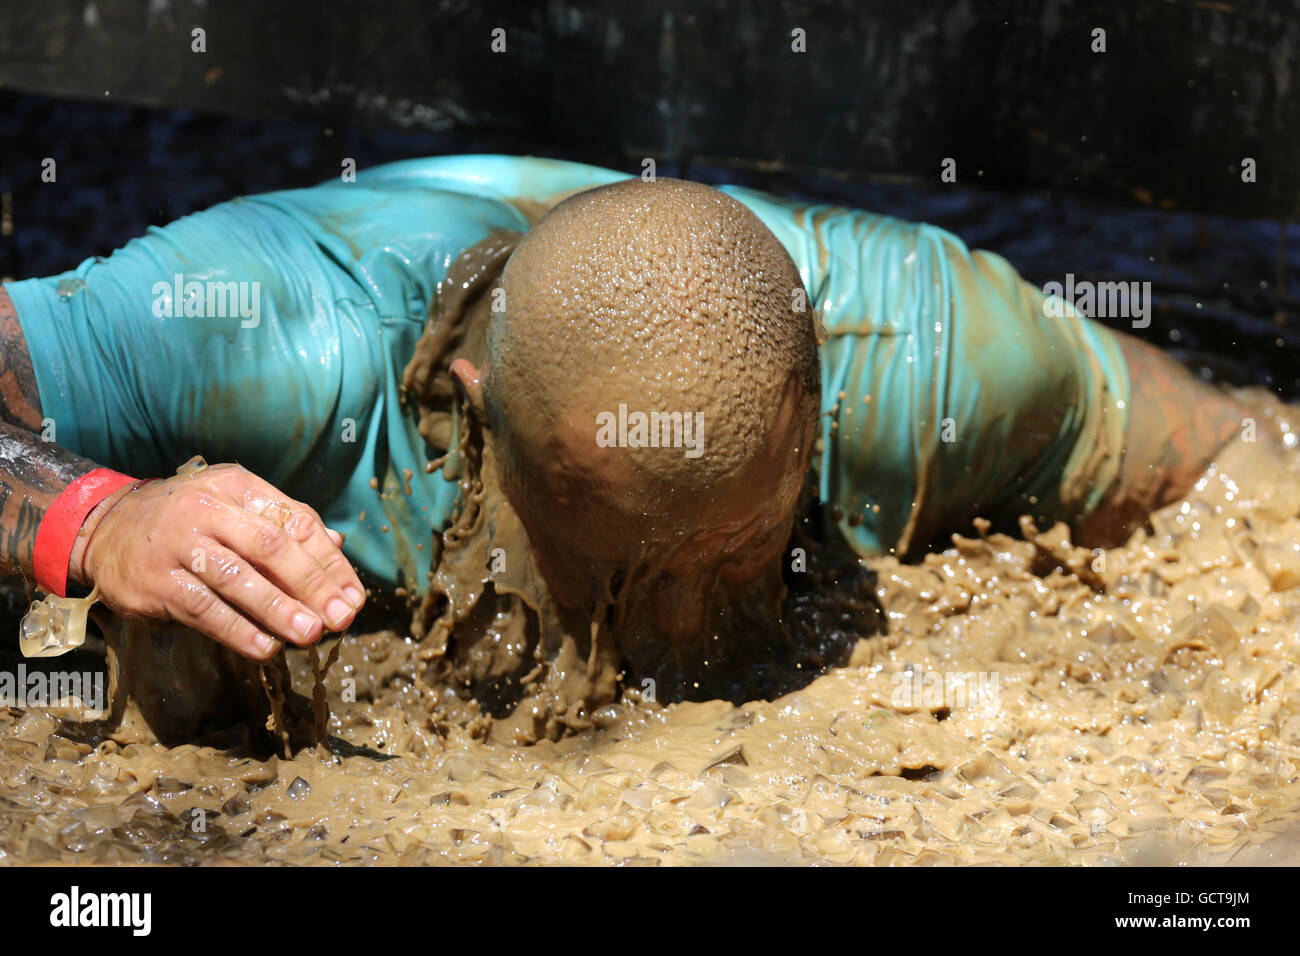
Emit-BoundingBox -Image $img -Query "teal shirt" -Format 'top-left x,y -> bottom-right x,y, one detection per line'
3,155 -> 1129,588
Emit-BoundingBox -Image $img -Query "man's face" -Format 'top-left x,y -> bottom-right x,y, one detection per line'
490,371 -> 816,643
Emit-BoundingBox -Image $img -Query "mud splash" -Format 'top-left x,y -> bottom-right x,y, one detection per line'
399,231 -> 868,744
397,229 -> 623,743
0,384 -> 1297,864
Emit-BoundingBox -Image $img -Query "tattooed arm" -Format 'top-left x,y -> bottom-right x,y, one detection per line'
0,287 -> 101,579
0,286 -> 364,659
0,287 -> 45,434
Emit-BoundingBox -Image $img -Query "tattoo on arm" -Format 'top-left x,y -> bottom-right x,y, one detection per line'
0,288 -> 43,432
0,422 -> 99,578
0,289 -> 117,582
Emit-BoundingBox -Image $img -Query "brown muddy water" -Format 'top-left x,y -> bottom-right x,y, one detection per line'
2,388 -> 1300,866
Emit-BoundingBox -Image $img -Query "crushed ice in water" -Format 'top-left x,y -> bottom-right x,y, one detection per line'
19,585 -> 99,658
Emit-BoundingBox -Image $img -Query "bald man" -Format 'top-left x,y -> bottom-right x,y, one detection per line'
0,157 -> 1247,722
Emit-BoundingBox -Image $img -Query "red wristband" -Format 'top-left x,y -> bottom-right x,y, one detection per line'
33,468 -> 138,597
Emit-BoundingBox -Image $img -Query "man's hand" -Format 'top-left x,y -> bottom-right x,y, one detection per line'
72,462 -> 366,660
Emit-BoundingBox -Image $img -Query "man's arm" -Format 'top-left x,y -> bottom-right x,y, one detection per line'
1074,330 -> 1249,547
0,288 -> 97,577
0,287 -> 365,659
0,287 -> 43,433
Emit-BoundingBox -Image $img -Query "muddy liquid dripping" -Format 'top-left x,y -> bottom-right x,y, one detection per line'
398,233 -> 876,743
398,230 -> 625,742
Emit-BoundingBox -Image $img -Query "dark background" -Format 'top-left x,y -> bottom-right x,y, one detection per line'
1,0 -> 1297,394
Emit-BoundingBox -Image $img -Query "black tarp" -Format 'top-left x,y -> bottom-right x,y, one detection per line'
1,0 -> 1298,219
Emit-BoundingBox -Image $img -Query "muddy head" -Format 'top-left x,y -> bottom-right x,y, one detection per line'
451,179 -> 820,648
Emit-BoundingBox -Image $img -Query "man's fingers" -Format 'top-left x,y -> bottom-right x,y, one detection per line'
239,489 -> 364,608
278,507 -> 365,606
163,570 -> 280,661
188,540 -> 324,647
214,509 -> 360,631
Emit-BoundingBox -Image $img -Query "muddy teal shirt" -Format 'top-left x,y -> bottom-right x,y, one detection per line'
3,155 -> 1129,589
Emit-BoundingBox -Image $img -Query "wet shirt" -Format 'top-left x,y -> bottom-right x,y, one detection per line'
3,156 -> 1129,589
723,186 -> 1130,556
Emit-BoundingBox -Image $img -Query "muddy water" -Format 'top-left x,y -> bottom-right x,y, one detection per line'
2,387 -> 1300,865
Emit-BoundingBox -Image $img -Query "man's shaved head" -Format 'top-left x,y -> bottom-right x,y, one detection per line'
478,177 -> 820,622
492,177 -> 817,490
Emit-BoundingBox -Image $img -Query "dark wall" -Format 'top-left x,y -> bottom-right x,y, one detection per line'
2,0 -> 1299,219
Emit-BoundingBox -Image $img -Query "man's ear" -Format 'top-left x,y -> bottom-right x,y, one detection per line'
449,358 -> 487,420
443,358 -> 488,482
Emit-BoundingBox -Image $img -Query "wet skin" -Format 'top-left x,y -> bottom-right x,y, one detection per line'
452,357 -> 818,641
1075,331 -> 1251,547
